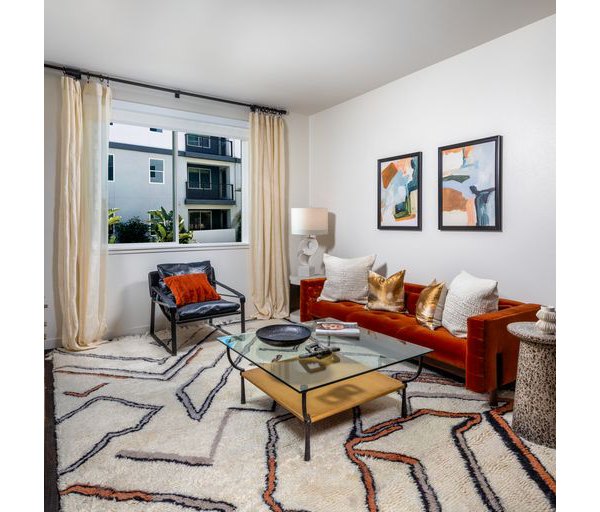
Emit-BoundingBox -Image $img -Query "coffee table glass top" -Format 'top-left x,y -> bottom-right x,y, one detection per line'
217,319 -> 432,393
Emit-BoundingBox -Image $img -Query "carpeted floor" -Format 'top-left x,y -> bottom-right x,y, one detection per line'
50,319 -> 555,511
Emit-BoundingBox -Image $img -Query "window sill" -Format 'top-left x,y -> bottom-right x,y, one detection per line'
108,242 -> 249,255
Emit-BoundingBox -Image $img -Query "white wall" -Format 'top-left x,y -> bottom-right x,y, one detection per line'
44,73 -> 61,346
44,71 -> 310,346
309,16 -> 555,305
286,112 -> 310,275
104,246 -> 251,338
44,16 -> 554,344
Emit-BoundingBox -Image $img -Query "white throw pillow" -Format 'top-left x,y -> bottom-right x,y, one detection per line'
318,254 -> 376,304
441,271 -> 499,338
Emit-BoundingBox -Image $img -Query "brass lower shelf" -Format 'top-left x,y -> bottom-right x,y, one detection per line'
242,367 -> 404,423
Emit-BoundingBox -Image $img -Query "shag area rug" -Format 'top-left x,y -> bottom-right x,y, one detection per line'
51,319 -> 556,511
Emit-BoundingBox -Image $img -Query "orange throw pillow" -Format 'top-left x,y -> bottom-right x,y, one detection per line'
163,273 -> 220,307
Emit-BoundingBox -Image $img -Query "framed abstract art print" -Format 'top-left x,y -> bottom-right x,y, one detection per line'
438,135 -> 502,231
377,152 -> 422,230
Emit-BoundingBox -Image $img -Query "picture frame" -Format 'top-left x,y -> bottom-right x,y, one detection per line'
438,135 -> 502,231
377,152 -> 422,230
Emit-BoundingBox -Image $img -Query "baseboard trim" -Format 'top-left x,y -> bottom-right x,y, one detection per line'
45,315 -> 253,350
106,324 -> 153,340
45,337 -> 61,350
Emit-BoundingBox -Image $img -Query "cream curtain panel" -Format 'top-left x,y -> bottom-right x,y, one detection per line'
249,111 -> 289,318
57,77 -> 111,350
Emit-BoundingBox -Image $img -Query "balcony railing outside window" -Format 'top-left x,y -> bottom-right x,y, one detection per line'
185,182 -> 234,201
185,135 -> 233,157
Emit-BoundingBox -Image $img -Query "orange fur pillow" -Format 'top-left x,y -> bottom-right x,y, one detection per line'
163,273 -> 220,307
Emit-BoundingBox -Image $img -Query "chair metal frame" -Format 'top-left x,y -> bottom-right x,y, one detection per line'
148,271 -> 245,355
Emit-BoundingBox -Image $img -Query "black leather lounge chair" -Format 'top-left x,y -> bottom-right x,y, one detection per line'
148,261 -> 245,355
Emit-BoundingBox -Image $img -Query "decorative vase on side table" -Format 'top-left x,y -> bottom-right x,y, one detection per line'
507,313 -> 556,448
290,208 -> 328,278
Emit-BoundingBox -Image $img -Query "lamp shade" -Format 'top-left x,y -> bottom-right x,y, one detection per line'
291,207 -> 328,235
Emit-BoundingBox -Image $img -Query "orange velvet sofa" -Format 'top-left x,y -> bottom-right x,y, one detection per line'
300,277 -> 539,404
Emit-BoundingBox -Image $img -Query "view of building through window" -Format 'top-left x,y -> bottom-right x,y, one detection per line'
107,123 -> 244,244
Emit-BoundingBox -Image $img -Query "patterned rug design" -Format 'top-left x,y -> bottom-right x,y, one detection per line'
52,320 -> 556,511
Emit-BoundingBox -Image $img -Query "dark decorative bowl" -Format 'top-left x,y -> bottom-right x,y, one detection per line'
255,324 -> 312,347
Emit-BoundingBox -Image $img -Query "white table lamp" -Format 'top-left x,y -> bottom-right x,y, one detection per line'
291,207 -> 328,277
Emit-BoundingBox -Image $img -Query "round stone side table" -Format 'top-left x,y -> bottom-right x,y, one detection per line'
507,321 -> 556,448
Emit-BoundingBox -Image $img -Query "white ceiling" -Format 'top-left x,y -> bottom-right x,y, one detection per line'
45,0 -> 555,115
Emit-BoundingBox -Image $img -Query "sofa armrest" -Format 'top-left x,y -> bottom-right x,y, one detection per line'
300,278 -> 326,322
465,303 -> 539,393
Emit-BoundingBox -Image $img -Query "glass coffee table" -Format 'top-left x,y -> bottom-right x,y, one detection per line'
217,320 -> 432,461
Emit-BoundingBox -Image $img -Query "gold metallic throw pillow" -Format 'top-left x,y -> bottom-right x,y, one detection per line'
366,270 -> 406,312
415,280 -> 448,330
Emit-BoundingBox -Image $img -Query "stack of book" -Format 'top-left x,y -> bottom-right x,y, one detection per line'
315,321 -> 360,338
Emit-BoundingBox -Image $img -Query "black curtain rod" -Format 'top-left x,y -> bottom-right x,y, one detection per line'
44,62 -> 288,116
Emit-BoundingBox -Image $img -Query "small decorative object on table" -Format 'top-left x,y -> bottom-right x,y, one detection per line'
315,321 -> 360,338
535,305 -> 556,334
299,341 -> 341,359
255,324 -> 312,347
507,320 -> 556,448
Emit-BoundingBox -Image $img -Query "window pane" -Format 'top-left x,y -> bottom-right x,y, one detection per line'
149,159 -> 164,184
108,117 -> 245,245
108,154 -> 114,181
179,134 -> 244,243
188,169 -> 200,189
200,169 -> 211,189
108,123 -> 174,243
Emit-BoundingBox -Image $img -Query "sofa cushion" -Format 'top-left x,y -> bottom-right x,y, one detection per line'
415,280 -> 448,330
442,271 -> 499,338
366,270 -> 406,312
177,300 -> 240,321
346,309 -> 416,338
396,323 -> 466,369
164,273 -> 220,307
404,282 -> 426,315
347,309 -> 466,369
319,254 -> 376,304
157,261 -> 216,286
309,299 -> 366,322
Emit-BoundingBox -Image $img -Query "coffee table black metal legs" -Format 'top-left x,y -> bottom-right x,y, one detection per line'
400,356 -> 424,417
302,392 -> 311,461
225,347 -> 416,462
226,347 -> 246,404
228,345 -> 312,460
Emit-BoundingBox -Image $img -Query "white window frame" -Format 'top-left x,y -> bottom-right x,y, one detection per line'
108,100 -> 249,253
188,167 -> 212,190
187,134 -> 211,149
189,209 -> 213,231
149,158 -> 165,185
108,153 -> 115,182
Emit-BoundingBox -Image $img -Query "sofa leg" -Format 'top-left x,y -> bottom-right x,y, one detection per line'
488,353 -> 503,407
